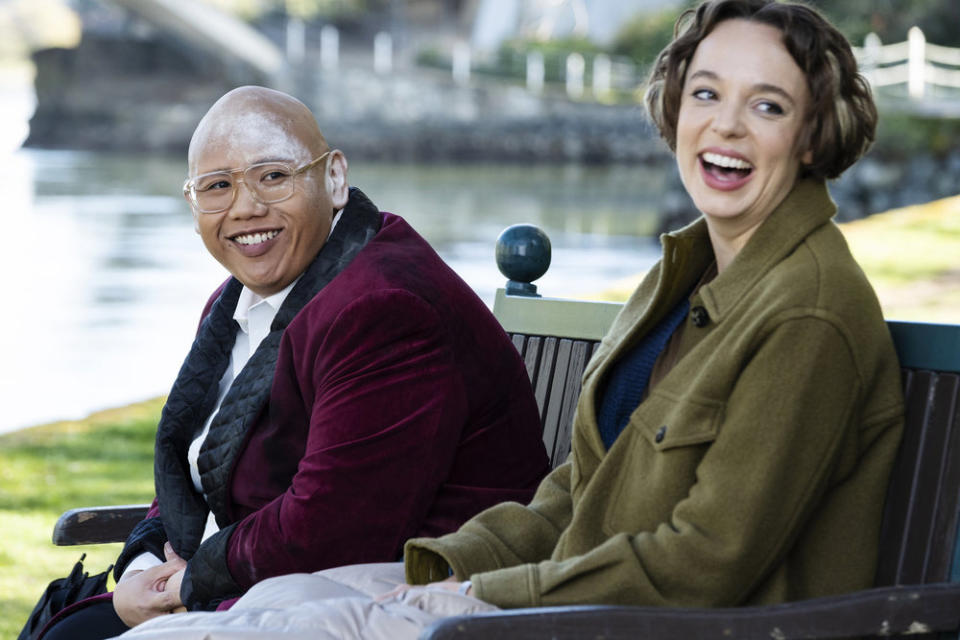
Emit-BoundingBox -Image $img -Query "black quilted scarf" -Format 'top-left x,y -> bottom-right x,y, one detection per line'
115,189 -> 381,607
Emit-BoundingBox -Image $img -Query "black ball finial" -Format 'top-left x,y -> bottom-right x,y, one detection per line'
495,224 -> 551,297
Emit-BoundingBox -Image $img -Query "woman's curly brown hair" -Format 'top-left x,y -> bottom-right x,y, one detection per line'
644,0 -> 877,179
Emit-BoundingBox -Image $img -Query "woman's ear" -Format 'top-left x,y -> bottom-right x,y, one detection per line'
325,150 -> 349,209
801,149 -> 813,165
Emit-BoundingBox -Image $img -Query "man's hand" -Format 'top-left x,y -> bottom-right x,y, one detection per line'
162,543 -> 188,614
113,543 -> 188,627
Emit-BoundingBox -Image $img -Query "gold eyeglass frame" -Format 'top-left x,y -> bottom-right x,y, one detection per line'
183,150 -> 332,214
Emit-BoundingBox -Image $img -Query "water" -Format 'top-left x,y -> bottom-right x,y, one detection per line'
0,149 -> 667,433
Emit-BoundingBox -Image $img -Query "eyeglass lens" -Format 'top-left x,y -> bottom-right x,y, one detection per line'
192,163 -> 296,213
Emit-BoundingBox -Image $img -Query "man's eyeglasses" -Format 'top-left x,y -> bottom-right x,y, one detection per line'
183,151 -> 332,214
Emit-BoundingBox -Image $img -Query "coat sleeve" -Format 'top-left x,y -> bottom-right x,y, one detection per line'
405,459 -> 573,584
423,315 -> 871,608
184,289 -> 474,605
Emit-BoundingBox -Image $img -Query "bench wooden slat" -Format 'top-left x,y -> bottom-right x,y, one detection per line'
550,339 -> 595,468
541,339 -> 573,465
894,370 -> 957,585
510,333 -> 525,356
52,504 -> 150,546
918,373 -> 960,583
876,369 -> 930,586
531,336 -> 558,430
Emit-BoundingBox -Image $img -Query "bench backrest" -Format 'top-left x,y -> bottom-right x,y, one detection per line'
493,289 -> 960,588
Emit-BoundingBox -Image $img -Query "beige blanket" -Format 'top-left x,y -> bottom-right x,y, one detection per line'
111,563 -> 498,640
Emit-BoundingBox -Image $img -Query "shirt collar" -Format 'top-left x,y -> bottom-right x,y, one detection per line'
233,278 -> 299,335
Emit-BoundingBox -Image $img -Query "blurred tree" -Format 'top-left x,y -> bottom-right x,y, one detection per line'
610,3 -> 696,66
812,0 -> 960,47
611,0 -> 959,68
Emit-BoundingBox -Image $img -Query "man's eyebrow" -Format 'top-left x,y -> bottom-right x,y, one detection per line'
196,157 -> 294,174
687,69 -> 797,106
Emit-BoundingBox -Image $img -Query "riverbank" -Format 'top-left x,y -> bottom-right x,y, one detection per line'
586,192 -> 960,324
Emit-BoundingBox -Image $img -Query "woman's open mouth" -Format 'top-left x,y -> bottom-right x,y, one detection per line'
699,151 -> 754,190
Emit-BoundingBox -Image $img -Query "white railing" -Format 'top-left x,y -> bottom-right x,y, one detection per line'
296,23 -> 960,104
854,27 -> 960,99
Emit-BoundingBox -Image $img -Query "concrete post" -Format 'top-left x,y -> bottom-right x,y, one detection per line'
862,32 -> 881,87
526,50 -> 545,94
908,26 -> 926,99
374,31 -> 393,74
592,53 -> 611,97
286,16 -> 305,65
566,52 -> 584,99
320,25 -> 339,71
452,42 -> 471,85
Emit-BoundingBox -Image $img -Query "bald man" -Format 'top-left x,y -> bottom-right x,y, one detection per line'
39,86 -> 548,639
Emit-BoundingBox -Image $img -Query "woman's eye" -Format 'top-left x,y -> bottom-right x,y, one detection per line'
691,88 -> 716,101
757,101 -> 784,115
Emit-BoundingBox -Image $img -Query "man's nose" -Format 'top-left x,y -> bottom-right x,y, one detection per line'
228,180 -> 267,218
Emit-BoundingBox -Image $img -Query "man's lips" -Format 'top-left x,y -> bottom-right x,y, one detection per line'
230,229 -> 281,246
228,228 -> 282,256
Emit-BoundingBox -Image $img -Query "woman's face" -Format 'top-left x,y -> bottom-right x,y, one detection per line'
676,19 -> 811,241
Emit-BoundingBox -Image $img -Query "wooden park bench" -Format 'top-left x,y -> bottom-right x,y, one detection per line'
53,225 -> 960,639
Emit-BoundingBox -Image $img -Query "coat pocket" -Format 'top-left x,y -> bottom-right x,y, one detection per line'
600,391 -> 724,537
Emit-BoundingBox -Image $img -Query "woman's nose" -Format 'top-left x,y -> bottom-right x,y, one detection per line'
711,103 -> 747,138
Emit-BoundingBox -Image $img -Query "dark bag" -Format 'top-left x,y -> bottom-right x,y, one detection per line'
18,554 -> 112,640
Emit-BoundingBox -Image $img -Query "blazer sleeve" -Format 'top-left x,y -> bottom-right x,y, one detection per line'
183,289 -> 472,605
428,315 -> 870,608
405,459 -> 574,584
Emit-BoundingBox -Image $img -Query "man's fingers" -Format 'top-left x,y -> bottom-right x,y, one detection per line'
164,542 -> 187,567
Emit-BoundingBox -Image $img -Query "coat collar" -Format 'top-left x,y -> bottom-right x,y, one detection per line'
674,179 -> 836,323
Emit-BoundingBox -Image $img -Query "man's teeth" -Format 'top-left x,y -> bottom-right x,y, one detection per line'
234,230 -> 280,245
702,152 -> 753,170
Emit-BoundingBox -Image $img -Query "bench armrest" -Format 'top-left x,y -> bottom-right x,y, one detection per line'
52,504 -> 150,546
420,583 -> 960,639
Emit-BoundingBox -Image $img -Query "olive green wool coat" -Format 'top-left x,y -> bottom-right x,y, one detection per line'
405,179 -> 905,609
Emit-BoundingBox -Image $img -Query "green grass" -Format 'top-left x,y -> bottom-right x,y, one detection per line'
0,398 -> 162,639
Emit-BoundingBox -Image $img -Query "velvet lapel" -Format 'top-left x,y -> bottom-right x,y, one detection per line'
155,188 -> 382,559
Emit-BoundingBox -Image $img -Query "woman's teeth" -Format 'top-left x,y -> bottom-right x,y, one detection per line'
701,152 -> 753,170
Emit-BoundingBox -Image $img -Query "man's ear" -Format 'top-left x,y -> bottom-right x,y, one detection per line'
325,150 -> 349,209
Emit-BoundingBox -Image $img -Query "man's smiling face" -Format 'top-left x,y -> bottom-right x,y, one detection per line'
187,88 -> 341,297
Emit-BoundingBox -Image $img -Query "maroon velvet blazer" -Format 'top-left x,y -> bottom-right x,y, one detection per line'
173,212 -> 548,599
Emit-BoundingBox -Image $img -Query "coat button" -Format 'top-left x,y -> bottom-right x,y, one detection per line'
655,425 -> 667,443
691,306 -> 710,327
